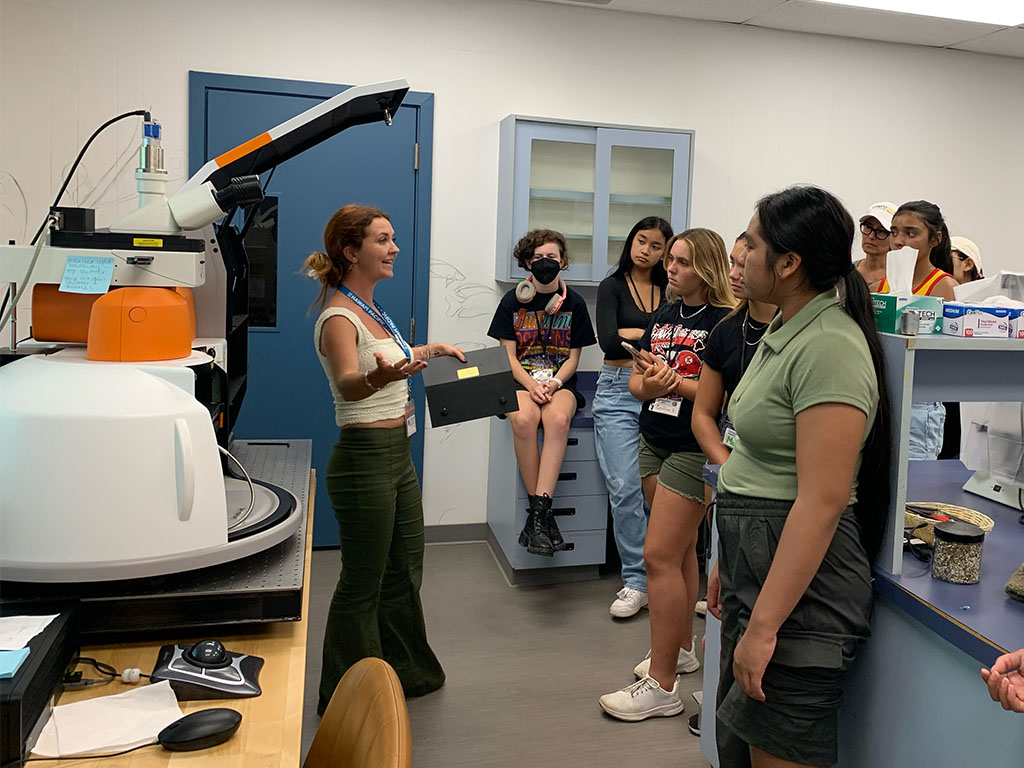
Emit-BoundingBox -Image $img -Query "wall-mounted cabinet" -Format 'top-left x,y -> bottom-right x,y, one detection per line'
496,116 -> 693,285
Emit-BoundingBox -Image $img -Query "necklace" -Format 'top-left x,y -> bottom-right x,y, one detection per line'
744,312 -> 770,333
626,272 -> 655,317
678,302 -> 706,320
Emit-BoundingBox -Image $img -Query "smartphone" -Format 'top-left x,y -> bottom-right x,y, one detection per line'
620,341 -> 644,359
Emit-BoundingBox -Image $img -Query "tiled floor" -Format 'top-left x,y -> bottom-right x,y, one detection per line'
301,541 -> 710,767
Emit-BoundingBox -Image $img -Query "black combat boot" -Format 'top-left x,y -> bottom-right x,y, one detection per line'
518,494 -> 553,556
537,494 -> 567,551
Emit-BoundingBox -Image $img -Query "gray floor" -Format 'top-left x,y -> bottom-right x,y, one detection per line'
302,541 -> 710,767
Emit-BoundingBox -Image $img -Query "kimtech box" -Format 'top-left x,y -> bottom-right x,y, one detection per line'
942,302 -> 1013,338
871,294 -> 943,335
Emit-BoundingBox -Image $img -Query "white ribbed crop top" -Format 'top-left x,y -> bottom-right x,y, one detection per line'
314,307 -> 409,427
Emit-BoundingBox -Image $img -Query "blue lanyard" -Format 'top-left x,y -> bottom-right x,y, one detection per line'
338,285 -> 413,361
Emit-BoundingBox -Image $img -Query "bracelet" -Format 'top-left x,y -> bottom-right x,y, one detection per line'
364,371 -> 384,391
551,377 -> 563,390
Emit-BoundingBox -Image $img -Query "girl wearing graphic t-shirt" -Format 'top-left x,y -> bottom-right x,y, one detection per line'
599,228 -> 736,722
487,230 -> 597,559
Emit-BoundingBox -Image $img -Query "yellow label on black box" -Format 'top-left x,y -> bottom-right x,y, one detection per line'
133,237 -> 164,248
456,366 -> 480,380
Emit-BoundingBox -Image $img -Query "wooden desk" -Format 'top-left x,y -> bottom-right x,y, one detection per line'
44,474 -> 315,767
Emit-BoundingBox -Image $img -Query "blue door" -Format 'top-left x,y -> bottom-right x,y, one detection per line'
189,72 -> 433,546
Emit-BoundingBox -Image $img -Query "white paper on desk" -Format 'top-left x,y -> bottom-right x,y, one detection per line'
885,246 -> 918,295
0,614 -> 58,650
33,680 -> 182,757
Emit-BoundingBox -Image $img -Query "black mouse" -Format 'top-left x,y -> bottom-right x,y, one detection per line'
158,708 -> 242,751
185,639 -> 230,668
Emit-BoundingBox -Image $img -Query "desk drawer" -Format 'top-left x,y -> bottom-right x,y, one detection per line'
511,529 -> 606,569
517,460 -> 606,500
535,427 -> 596,463
514,494 -> 608,533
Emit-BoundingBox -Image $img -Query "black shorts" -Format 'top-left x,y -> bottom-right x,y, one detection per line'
715,491 -> 873,767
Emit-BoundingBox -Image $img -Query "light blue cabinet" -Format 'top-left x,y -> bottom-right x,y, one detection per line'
496,116 -> 693,286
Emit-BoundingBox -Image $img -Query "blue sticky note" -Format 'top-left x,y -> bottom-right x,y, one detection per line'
59,255 -> 115,294
0,648 -> 30,679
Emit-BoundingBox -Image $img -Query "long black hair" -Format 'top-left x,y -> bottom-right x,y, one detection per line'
895,200 -> 953,274
611,216 -> 671,287
756,185 -> 892,561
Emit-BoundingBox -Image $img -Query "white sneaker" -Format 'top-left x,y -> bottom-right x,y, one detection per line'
694,600 -> 707,617
599,675 -> 685,722
633,635 -> 701,679
610,587 -> 648,618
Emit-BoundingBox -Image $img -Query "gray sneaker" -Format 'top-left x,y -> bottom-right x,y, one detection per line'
633,635 -> 701,678
599,675 -> 684,722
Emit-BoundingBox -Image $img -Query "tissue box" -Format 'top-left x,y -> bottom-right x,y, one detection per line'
1010,308 -> 1024,339
871,294 -> 943,334
942,302 -> 1013,338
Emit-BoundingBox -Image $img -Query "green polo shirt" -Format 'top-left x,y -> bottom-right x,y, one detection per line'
718,289 -> 878,505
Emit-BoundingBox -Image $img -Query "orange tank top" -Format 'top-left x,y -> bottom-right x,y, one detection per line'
877,267 -> 951,296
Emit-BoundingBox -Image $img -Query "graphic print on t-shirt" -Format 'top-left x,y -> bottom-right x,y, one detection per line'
650,323 -> 709,390
514,309 -> 571,373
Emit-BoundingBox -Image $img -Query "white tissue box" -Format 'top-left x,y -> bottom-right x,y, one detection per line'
871,294 -> 943,334
942,302 -> 1014,338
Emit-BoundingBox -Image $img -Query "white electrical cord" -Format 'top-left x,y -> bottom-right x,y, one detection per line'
220,445 -> 256,531
0,212 -> 58,333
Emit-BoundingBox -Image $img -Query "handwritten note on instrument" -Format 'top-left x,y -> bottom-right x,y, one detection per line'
59,255 -> 115,294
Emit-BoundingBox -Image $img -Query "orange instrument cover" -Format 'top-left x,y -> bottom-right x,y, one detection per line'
87,287 -> 193,361
31,284 -> 101,342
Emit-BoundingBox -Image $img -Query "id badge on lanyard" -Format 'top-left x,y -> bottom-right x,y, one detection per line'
649,397 -> 682,417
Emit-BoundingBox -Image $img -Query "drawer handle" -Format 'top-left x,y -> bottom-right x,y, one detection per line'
566,438 -> 579,446
553,508 -> 576,517
563,542 -> 575,551
558,472 -> 577,481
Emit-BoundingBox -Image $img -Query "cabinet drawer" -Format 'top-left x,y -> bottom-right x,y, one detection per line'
535,427 -> 596,463
514,494 -> 608,533
511,529 -> 606,570
517,460 -> 607,500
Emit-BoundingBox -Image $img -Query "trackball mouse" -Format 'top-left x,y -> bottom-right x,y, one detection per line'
186,639 -> 230,668
158,708 -> 242,751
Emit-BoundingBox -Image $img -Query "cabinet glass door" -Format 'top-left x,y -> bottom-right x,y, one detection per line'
595,129 -> 691,279
528,139 -> 596,269
514,123 -> 598,282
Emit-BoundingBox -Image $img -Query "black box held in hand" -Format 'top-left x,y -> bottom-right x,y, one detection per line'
421,346 -> 519,427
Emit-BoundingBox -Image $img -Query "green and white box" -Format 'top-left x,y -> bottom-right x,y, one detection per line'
871,294 -> 943,335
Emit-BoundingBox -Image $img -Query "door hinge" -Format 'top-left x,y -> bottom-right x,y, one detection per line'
414,142 -> 420,171
410,317 -> 416,345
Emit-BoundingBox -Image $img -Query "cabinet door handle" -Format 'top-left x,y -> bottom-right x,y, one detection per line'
566,438 -> 579,446
558,472 -> 577,481
563,542 -> 575,551
553,508 -> 576,517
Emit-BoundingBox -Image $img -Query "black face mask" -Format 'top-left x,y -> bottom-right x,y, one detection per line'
529,258 -> 561,285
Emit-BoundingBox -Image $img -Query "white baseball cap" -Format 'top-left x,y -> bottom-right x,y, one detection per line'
860,201 -> 897,231
951,236 -> 983,277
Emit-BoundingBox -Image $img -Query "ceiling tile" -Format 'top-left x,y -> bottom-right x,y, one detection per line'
949,26 -> 1024,58
744,1 -> 1004,47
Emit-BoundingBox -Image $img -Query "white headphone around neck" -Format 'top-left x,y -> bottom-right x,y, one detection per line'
515,275 -> 567,314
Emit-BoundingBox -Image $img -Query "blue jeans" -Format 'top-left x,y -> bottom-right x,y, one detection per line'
909,401 -> 945,460
593,364 -> 649,591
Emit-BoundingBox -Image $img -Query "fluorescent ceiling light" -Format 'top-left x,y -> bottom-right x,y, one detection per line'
813,1 -> 1024,26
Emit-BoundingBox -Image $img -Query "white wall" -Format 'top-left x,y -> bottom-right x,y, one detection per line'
3,0 -> 1023,525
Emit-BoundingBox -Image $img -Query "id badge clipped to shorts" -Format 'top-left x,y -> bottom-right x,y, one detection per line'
404,398 -> 417,437
649,397 -> 682,417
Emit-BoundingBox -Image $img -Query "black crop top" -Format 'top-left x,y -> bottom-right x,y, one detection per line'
596,273 -> 666,360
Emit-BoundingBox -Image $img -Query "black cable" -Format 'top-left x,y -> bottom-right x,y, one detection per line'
29,109 -> 151,245
0,741 -> 158,766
